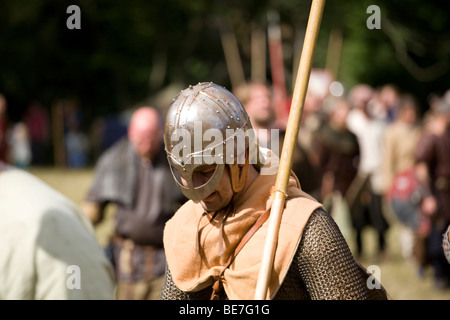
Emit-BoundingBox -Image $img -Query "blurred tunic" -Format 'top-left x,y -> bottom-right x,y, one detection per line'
346,108 -> 387,194
85,137 -> 185,299
0,164 -> 115,299
415,128 -> 450,221
415,127 -> 450,285
315,121 -> 360,197
382,121 -> 422,192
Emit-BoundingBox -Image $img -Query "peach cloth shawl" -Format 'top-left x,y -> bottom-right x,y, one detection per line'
163,171 -> 322,300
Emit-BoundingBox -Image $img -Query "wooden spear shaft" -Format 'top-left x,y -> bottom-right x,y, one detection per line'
254,0 -> 326,300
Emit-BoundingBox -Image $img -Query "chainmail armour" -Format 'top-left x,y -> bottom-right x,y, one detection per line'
161,208 -> 375,300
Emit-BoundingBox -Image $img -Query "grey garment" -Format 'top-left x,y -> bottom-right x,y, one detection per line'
160,208 -> 385,300
86,138 -> 138,208
87,138 -> 186,283
114,159 -> 169,246
87,137 -> 185,245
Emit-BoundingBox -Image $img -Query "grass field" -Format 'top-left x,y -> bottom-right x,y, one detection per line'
30,167 -> 450,300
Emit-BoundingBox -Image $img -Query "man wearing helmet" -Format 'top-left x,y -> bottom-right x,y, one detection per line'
160,82 -> 389,300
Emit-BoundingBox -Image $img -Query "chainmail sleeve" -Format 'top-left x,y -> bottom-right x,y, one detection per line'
290,207 -> 369,300
160,264 -> 213,300
160,265 -> 191,300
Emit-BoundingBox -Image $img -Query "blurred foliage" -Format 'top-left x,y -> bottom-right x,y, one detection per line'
0,0 -> 449,122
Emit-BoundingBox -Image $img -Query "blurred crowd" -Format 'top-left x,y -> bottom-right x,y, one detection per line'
0,95 -> 122,170
284,82 -> 450,290
1,78 -> 450,297
0,95 -> 91,169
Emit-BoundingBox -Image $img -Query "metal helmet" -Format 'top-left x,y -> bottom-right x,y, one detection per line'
164,82 -> 258,202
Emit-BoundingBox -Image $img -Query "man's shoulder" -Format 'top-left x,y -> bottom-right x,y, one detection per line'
0,167 -> 95,231
95,137 -> 133,170
101,137 -> 131,158
163,200 -> 201,248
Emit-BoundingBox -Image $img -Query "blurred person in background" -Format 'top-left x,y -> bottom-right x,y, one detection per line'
65,122 -> 89,168
233,80 -> 321,199
0,161 -> 115,299
387,162 -> 433,277
382,94 -> 423,189
315,98 -> 360,242
24,100 -> 50,166
382,94 -> 423,262
415,96 -> 450,289
290,78 -> 334,200
8,121 -> 32,169
316,98 -> 360,202
82,106 -> 185,300
346,84 -> 390,261
378,84 -> 401,123
63,101 -> 89,168
233,80 -> 277,147
290,89 -> 324,200
0,94 -> 9,163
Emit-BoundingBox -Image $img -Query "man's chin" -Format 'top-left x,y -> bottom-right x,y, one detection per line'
200,198 -> 226,213
200,202 -> 219,212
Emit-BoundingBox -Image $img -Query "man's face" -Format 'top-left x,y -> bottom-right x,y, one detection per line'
245,84 -> 274,127
129,124 -> 161,161
179,164 -> 234,212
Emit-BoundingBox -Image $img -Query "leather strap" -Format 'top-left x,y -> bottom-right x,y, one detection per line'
210,207 -> 271,300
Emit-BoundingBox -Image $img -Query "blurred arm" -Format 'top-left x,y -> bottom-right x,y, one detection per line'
81,201 -> 106,226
